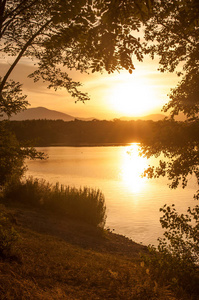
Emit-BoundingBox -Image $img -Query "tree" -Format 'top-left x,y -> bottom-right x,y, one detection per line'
0,0 -> 154,186
0,0 -> 155,117
0,121 -> 44,186
142,0 -> 199,196
140,1 -> 199,293
144,0 -> 199,120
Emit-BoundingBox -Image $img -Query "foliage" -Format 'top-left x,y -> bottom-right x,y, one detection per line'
0,0 -> 155,116
142,203 -> 199,298
144,0 -> 199,120
142,0 -> 199,240
0,78 -> 28,118
159,204 -> 199,266
140,121 -> 199,299
0,121 -> 45,187
141,2 -> 199,296
0,122 -> 24,186
141,119 -> 199,194
4,177 -> 107,227
0,209 -> 19,258
0,0 -> 153,192
5,118 -> 156,146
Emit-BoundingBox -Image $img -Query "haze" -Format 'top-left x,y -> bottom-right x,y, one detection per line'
0,56 -> 179,120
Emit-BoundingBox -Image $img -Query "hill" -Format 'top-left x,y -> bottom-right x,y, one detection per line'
0,106 -> 186,122
0,107 -> 93,121
120,114 -> 166,121
3,107 -> 75,121
120,113 -> 186,121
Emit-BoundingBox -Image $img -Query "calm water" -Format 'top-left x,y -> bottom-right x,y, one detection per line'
26,144 -> 197,246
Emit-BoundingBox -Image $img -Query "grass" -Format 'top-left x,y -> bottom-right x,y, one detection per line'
4,177 -> 106,227
0,201 -> 178,300
1,179 -> 198,299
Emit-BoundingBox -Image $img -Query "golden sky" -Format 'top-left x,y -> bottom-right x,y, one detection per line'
0,56 -> 179,119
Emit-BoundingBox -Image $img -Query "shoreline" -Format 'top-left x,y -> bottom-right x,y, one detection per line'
36,142 -> 136,147
0,199 -> 190,299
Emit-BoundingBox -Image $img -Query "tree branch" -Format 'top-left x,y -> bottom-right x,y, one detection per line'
0,0 -> 40,39
0,0 -> 7,36
157,19 -> 196,47
0,18 -> 52,92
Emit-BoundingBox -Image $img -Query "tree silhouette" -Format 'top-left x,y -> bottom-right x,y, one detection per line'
144,0 -> 199,120
0,0 -> 153,186
0,0 -> 154,117
141,0 -> 199,289
142,0 -> 199,197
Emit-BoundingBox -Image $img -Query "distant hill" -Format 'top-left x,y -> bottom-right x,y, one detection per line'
120,113 -> 186,121
0,107 -> 93,121
0,107 -> 186,122
120,114 -> 167,121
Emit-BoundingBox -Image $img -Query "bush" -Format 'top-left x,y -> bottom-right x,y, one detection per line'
0,210 -> 19,258
142,203 -> 199,299
0,123 -> 25,187
4,177 -> 106,228
0,122 -> 45,189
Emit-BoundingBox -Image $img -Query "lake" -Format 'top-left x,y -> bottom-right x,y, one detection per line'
26,144 -> 197,246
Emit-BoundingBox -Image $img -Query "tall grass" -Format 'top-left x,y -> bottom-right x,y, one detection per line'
4,177 -> 106,228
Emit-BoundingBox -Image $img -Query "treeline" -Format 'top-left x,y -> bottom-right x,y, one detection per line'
3,119 -> 156,146
3,118 -> 197,146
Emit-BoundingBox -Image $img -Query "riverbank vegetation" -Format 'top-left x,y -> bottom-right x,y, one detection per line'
0,192 -> 192,300
0,0 -> 199,299
0,179 -> 198,299
4,177 -> 106,228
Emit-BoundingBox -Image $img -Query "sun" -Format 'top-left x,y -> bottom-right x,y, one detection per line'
109,76 -> 159,116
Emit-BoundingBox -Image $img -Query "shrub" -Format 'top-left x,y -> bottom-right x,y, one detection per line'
0,210 -> 19,258
0,122 -> 45,189
4,177 -> 106,228
4,177 -> 52,206
47,183 -> 106,227
142,203 -> 199,299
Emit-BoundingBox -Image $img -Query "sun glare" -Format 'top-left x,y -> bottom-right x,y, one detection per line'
121,143 -> 148,193
109,75 -> 159,116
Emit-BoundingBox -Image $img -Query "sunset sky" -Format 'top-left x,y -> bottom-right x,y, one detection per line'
0,55 -> 179,119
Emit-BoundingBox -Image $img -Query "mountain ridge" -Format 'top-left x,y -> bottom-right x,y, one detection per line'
1,107 -> 94,121
120,114 -> 166,121
0,106 -> 185,121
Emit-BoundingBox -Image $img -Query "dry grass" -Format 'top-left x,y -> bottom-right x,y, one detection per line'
0,202 -> 180,300
4,178 -> 106,227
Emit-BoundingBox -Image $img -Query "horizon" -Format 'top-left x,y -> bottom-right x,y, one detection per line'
6,105 -> 186,122
7,105 -> 170,121
0,56 -> 179,120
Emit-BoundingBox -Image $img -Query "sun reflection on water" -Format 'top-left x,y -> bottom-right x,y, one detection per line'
120,143 -> 148,194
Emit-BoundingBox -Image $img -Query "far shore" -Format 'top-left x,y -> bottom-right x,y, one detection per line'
38,142 -> 135,147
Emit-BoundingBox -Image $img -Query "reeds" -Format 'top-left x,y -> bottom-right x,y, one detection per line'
4,177 -> 106,228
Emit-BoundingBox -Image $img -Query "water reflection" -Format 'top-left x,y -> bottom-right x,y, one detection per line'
120,143 -> 148,193
26,146 -> 195,246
